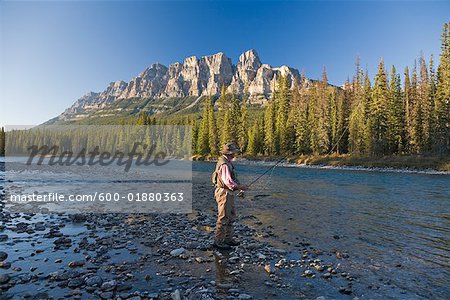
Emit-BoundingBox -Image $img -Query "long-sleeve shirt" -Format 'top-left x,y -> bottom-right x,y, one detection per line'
219,161 -> 239,191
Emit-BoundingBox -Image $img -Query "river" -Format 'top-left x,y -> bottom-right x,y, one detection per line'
192,161 -> 450,299
1,158 -> 449,299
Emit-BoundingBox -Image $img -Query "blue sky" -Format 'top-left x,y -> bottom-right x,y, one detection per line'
1,0 -> 449,126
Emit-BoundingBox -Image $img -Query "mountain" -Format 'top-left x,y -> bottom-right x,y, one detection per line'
50,49 -> 315,123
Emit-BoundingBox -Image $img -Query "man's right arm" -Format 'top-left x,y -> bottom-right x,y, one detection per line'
219,164 -> 247,191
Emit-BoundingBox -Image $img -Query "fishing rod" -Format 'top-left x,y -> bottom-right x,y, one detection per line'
247,156 -> 287,187
238,155 -> 288,198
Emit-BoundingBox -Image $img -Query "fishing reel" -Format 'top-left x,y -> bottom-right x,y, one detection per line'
237,190 -> 246,198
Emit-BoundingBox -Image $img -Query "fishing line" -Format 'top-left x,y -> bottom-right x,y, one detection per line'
238,156 -> 287,198
247,156 -> 287,188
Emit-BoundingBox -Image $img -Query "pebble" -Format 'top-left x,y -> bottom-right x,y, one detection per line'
101,279 -> 117,291
53,237 -> 72,245
171,289 -> 181,300
0,273 -> 10,284
170,248 -> 185,257
0,234 -> 8,242
339,287 -> 352,295
85,275 -> 103,287
0,261 -> 11,269
100,291 -> 114,299
336,251 -> 349,259
68,260 -> 85,268
117,282 -> 132,291
67,278 -> 84,288
216,283 -> 233,289
238,293 -> 252,299
0,251 -> 7,261
264,264 -> 274,274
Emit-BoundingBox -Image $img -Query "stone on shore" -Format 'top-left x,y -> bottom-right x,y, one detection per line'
170,248 -> 185,257
0,251 -> 7,261
0,274 -> 10,284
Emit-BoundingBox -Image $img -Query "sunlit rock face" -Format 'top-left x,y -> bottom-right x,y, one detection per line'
56,49 -> 316,121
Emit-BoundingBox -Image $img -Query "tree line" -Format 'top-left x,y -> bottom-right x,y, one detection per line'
173,23 -> 450,157
3,125 -> 191,158
0,127 -> 4,156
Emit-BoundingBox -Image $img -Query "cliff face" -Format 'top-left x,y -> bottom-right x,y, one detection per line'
56,49 -> 313,121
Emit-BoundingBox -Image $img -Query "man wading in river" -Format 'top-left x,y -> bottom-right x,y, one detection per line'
212,142 -> 248,250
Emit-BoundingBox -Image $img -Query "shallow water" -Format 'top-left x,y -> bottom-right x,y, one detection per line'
1,157 -> 450,299
192,161 -> 450,299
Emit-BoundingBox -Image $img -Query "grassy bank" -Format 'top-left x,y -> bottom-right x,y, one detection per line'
193,154 -> 450,172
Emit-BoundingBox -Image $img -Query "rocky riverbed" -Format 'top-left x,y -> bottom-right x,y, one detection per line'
0,188 -> 359,300
3,158 -> 446,300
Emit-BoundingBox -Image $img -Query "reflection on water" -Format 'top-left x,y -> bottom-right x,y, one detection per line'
193,161 -> 450,298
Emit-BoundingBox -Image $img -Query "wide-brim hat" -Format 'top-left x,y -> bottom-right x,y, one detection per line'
220,142 -> 240,154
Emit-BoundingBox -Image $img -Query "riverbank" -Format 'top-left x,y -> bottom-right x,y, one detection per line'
0,192 -> 357,299
193,154 -> 450,173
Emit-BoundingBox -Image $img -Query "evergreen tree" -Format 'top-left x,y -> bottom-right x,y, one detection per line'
238,101 -> 249,153
337,87 -> 350,154
418,54 -> 432,151
429,54 -> 437,145
362,70 -> 373,154
218,84 -> 229,112
309,68 -> 331,155
404,66 -> 413,152
0,127 -> 5,156
230,93 -> 241,141
136,112 -> 148,125
207,98 -> 219,155
388,65 -> 404,154
197,102 -> 210,155
217,84 -> 229,143
288,85 -> 310,154
247,119 -> 264,156
191,119 -> 199,154
370,59 -> 390,155
221,109 -> 233,146
434,22 -> 450,154
329,84 -> 339,153
263,98 -> 277,155
275,76 -> 291,155
348,57 -> 367,154
410,63 -> 425,153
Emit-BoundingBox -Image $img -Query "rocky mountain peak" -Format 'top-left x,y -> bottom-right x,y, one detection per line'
54,50 -> 315,122
238,49 -> 261,70
139,63 -> 168,80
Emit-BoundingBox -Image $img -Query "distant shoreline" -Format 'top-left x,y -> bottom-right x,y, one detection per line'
192,154 -> 450,174
2,154 -> 449,174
